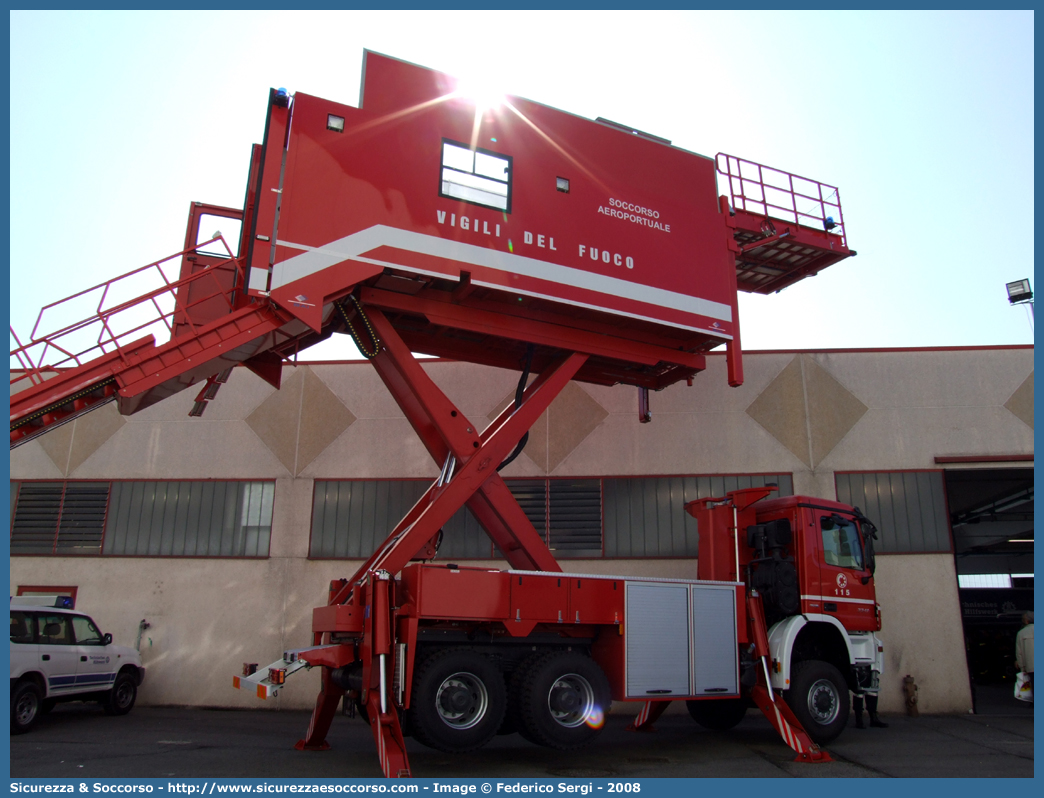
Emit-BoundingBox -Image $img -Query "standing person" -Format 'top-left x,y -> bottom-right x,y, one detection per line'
852,663 -> 887,728
853,688 -> 888,728
1015,611 -> 1034,700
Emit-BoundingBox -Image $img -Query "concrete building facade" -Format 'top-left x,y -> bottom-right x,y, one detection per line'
9,345 -> 1034,716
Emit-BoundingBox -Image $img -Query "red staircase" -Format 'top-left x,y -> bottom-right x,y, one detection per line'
9,236 -> 297,448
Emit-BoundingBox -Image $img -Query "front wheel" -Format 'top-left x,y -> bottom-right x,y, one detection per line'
784,660 -> 849,745
517,651 -> 611,750
11,681 -> 42,734
104,671 -> 137,716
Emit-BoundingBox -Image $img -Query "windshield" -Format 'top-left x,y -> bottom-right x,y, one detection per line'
820,515 -> 864,570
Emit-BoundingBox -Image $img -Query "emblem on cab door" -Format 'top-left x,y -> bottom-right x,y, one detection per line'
836,573 -> 848,589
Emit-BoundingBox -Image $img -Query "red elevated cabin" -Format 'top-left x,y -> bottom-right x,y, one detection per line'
11,51 -> 853,448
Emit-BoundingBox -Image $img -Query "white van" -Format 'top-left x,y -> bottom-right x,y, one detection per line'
10,597 -> 145,733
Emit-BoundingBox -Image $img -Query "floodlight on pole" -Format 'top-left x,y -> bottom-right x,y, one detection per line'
1005,278 -> 1034,324
1006,279 -> 1033,305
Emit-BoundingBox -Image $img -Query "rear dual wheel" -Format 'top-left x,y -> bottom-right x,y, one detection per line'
408,649 -> 506,753
515,651 -> 611,750
408,648 -> 611,753
502,653 -> 543,737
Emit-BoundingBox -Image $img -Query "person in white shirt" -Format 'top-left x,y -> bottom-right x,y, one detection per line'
1015,611 -> 1034,698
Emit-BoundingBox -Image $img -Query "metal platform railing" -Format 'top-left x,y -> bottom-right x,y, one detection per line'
10,236 -> 241,393
716,153 -> 846,248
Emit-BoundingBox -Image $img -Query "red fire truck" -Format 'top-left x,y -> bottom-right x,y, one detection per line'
11,52 -> 880,777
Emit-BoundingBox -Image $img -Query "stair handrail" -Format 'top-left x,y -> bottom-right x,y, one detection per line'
11,236 -> 243,391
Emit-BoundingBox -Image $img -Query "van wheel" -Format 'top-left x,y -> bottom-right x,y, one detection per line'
784,660 -> 849,745
104,671 -> 137,716
11,681 -> 42,734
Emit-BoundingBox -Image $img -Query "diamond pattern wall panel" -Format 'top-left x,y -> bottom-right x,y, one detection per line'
38,402 -> 126,476
246,367 -> 356,475
488,382 -> 609,473
746,354 -> 867,468
1005,371 -> 1033,429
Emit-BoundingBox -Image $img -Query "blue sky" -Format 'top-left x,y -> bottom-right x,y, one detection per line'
9,10 -> 1035,361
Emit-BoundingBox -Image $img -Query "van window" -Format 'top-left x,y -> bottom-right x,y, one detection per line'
10,611 -> 34,644
37,614 -> 73,645
72,615 -> 103,645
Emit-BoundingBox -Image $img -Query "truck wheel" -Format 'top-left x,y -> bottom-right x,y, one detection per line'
104,671 -> 137,716
502,653 -> 544,738
408,649 -> 506,753
11,680 -> 42,734
517,651 -> 610,750
784,660 -> 849,745
686,698 -> 747,730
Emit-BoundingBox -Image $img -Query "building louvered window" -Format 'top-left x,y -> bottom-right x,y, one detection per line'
103,481 -> 274,557
504,479 -> 548,543
309,480 -> 494,560
309,473 -> 791,561
603,473 -> 793,557
835,471 -> 951,553
10,480 -> 274,557
502,479 -> 602,558
309,479 -> 603,560
10,482 -> 110,555
311,480 -> 429,559
547,479 -> 603,557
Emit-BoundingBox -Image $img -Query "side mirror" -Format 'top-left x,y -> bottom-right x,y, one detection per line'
102,633 -> 113,645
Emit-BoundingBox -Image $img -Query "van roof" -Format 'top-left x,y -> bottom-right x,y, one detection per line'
10,595 -> 76,610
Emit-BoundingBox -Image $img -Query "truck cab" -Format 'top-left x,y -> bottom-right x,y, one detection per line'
689,489 -> 884,744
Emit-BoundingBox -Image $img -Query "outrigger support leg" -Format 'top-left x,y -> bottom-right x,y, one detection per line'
746,591 -> 832,763
626,700 -> 671,732
294,668 -> 344,752
750,686 -> 832,763
362,571 -> 410,777
366,691 -> 411,778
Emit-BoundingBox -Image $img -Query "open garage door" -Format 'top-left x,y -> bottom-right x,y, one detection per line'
945,467 -> 1033,714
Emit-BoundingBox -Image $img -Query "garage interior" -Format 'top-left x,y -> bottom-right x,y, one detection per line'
946,466 -> 1034,713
